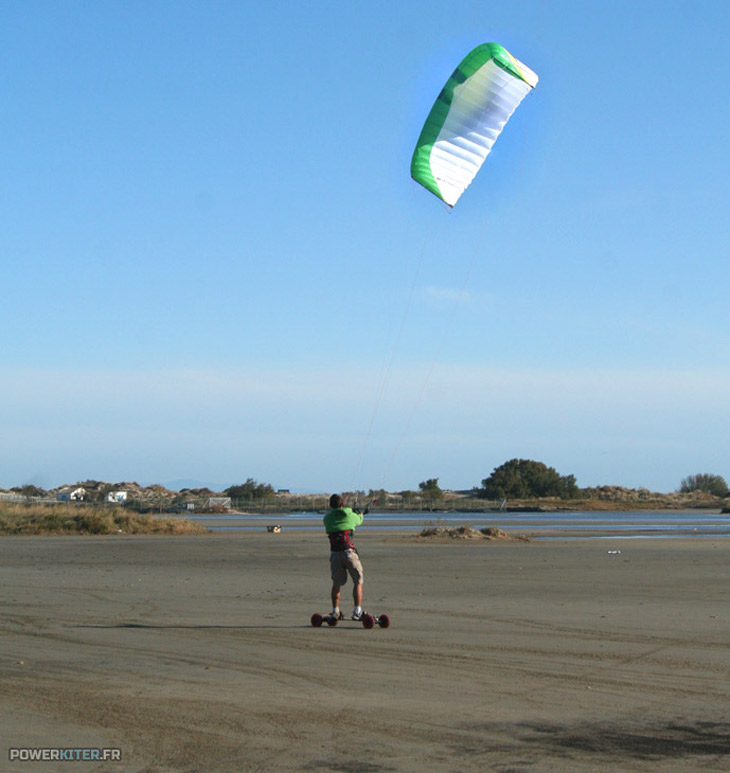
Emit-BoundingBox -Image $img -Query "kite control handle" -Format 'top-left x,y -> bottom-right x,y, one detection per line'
363,498 -> 377,515
353,497 -> 377,515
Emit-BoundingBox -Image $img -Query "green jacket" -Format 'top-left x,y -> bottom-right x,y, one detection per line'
323,507 -> 363,534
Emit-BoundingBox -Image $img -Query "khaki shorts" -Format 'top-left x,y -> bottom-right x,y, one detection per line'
330,549 -> 364,586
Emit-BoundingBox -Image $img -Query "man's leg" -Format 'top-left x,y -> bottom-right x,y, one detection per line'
331,584 -> 341,611
347,552 -> 364,616
330,552 -> 345,614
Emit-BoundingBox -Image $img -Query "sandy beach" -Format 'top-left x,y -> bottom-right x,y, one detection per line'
2,530 -> 730,772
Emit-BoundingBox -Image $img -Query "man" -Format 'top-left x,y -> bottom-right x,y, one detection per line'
323,493 -> 366,620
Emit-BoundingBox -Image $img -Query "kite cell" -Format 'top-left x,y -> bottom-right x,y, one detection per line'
411,43 -> 538,207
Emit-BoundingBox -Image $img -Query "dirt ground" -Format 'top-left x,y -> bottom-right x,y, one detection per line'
2,531 -> 730,771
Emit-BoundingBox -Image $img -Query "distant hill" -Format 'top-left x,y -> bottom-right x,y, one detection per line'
162,479 -> 229,493
162,480 -> 326,495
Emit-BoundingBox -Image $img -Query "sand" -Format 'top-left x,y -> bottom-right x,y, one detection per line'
2,530 -> 730,772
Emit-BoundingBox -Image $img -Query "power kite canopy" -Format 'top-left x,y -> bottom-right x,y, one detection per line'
411,43 -> 538,207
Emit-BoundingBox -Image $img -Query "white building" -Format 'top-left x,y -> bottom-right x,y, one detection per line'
56,487 -> 86,502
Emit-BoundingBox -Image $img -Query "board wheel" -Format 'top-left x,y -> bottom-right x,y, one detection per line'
377,614 -> 390,629
362,613 -> 375,629
326,615 -> 338,626
310,613 -> 323,627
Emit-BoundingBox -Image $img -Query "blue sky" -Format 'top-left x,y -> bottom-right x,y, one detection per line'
2,1 -> 729,493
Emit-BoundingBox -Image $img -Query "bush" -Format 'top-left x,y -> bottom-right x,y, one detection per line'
679,474 -> 728,497
418,478 -> 443,500
224,478 -> 274,500
479,459 -> 578,500
10,485 -> 47,498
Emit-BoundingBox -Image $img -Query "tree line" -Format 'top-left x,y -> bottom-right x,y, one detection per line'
414,461 -> 728,501
7,465 -> 728,504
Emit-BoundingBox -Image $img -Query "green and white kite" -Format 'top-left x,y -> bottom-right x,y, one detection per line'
411,43 -> 538,207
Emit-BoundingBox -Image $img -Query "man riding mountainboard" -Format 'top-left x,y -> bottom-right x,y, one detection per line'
323,494 -> 366,620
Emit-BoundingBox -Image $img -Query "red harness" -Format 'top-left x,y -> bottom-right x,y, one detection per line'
328,529 -> 356,552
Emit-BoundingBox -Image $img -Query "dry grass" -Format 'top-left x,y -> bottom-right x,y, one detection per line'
418,525 -> 530,542
0,505 -> 209,536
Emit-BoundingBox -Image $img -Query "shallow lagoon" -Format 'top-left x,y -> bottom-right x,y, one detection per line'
188,509 -> 730,539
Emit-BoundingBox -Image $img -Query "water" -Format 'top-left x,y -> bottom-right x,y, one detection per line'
188,510 -> 730,540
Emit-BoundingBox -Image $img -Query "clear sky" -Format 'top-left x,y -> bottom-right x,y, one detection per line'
2,1 -> 729,494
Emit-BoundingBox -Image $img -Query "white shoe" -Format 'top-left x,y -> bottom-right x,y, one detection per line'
351,609 -> 363,621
